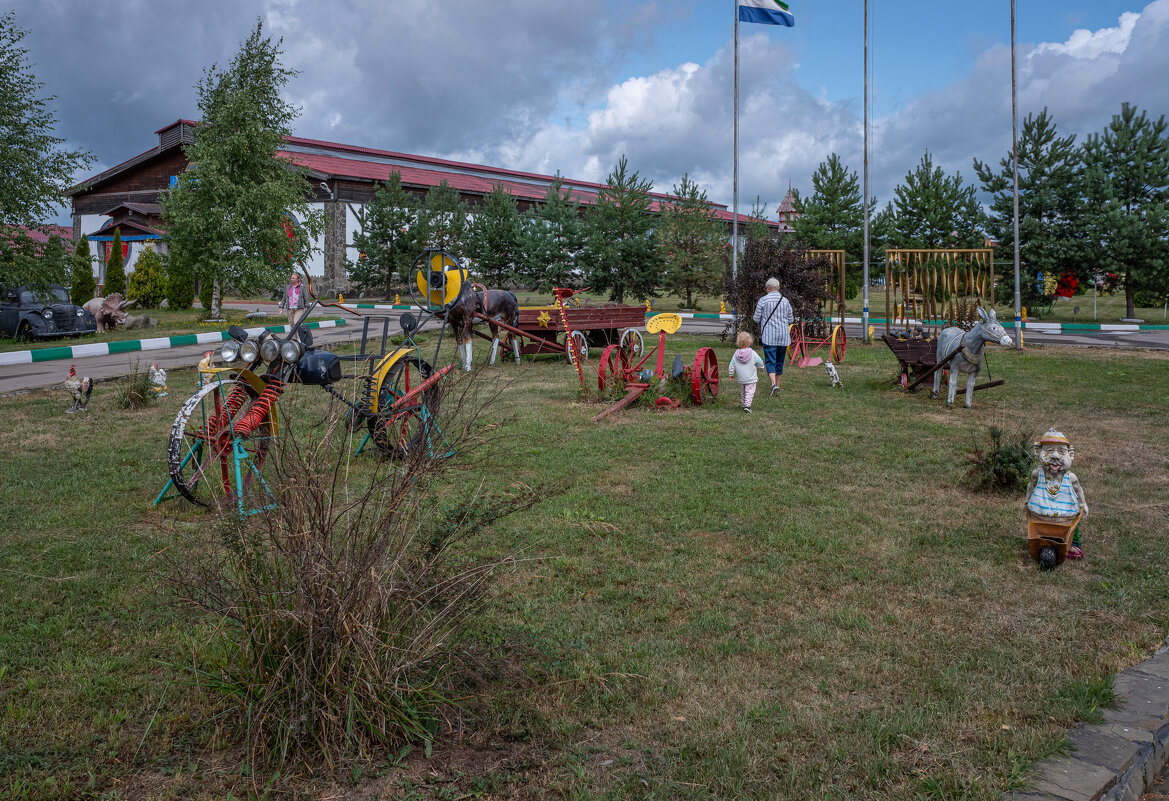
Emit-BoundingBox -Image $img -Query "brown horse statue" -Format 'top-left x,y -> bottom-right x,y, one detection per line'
445,285 -> 520,371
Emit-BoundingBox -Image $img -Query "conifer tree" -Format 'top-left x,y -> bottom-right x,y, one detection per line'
70,235 -> 95,304
127,245 -> 167,307
466,183 -> 524,286
974,109 -> 1083,305
659,175 -> 724,308
166,248 -> 195,309
419,180 -> 466,254
521,176 -> 585,291
582,156 -> 661,303
348,172 -> 423,294
892,152 -> 985,248
161,20 -> 324,319
1081,103 -> 1169,319
792,154 -> 871,268
39,234 -> 69,286
104,230 -> 126,296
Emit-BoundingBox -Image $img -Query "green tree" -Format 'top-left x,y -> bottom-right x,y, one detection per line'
1081,103 -> 1169,319
70,235 -> 95,304
792,154 -> 872,268
521,176 -> 585,291
466,183 -> 524,286
161,20 -> 324,319
659,174 -> 725,308
0,11 -> 92,287
974,109 -> 1084,306
104,230 -> 126,296
127,245 -> 167,307
419,180 -> 466,254
583,156 -> 661,303
166,248 -> 195,310
39,234 -> 69,286
348,172 -> 423,295
743,196 -> 772,243
892,152 -> 985,248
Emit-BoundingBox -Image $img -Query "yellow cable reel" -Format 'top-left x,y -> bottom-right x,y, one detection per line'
414,250 -> 467,310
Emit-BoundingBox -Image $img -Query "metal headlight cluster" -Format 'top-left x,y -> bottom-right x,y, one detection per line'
43,309 -> 53,319
280,339 -> 303,363
239,338 -> 261,363
220,339 -> 241,363
260,336 -> 280,363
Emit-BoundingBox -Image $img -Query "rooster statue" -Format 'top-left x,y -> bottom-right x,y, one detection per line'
149,362 -> 168,398
65,365 -> 93,413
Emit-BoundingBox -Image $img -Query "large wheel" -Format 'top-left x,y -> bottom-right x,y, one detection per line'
167,378 -> 277,510
830,324 -> 847,362
619,328 -> 644,359
691,347 -> 719,405
598,344 -> 630,392
787,323 -> 803,365
368,357 -> 438,458
565,331 -> 589,365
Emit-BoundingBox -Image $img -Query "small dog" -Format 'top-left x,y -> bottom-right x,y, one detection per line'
824,360 -> 843,388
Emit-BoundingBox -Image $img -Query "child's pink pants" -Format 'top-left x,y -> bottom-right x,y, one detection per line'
740,382 -> 757,408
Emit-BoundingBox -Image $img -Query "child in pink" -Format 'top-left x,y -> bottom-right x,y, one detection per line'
728,331 -> 765,412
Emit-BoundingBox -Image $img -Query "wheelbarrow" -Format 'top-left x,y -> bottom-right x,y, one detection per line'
1027,512 -> 1081,570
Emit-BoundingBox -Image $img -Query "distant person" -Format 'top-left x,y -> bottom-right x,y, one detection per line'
280,272 -> 305,327
728,331 -> 765,413
752,277 -> 793,396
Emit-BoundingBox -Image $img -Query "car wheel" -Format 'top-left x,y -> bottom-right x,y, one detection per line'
15,321 -> 32,342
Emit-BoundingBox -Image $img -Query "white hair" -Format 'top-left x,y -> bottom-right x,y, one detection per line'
765,278 -> 780,291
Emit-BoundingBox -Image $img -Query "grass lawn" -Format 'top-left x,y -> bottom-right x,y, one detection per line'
2,336 -> 1167,800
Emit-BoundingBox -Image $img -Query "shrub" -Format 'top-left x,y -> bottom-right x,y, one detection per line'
114,361 -> 157,410
844,278 -> 859,301
161,373 -> 549,776
166,251 -> 195,310
103,230 -> 126,296
966,425 -> 1034,492
70,236 -> 95,305
126,246 -> 167,307
1134,288 -> 1168,309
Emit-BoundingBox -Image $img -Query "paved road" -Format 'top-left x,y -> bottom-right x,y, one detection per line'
4,306 -> 1168,395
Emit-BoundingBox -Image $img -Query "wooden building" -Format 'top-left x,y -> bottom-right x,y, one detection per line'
68,119 -> 770,291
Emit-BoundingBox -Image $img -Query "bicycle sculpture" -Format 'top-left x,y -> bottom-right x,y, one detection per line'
156,249 -> 466,515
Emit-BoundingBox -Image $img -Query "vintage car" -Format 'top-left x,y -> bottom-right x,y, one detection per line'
0,284 -> 98,339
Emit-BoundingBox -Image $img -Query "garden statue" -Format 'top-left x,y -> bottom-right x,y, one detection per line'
82,293 -> 134,332
930,307 -> 1013,408
1025,428 -> 1088,569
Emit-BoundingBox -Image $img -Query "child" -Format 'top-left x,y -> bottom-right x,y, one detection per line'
728,331 -> 765,412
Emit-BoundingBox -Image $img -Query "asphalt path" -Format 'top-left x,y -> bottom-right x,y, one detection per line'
3,303 -> 1167,395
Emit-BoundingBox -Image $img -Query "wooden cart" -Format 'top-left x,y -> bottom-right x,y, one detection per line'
467,301 -> 647,362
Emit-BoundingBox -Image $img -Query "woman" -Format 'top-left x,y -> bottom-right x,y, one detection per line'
279,272 -> 305,327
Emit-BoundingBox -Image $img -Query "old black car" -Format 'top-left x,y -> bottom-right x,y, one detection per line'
0,284 -> 97,340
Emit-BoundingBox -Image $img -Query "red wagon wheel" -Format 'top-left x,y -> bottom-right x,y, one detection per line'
830,324 -> 847,362
691,347 -> 719,405
787,322 -> 803,364
598,344 -> 630,392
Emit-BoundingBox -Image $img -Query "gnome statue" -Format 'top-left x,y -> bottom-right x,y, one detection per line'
1025,428 -> 1088,566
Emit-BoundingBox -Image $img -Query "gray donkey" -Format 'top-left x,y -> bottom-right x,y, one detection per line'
931,307 -> 1013,408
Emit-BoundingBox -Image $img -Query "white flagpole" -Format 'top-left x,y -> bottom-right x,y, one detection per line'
862,0 -> 870,341
733,0 -> 740,286
1011,0 -> 1022,349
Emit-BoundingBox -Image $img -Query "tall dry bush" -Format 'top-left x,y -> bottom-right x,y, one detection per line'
161,368 -> 547,774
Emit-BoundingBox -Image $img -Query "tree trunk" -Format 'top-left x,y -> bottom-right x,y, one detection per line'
1125,275 -> 1135,319
686,288 -> 694,308
211,277 -> 222,320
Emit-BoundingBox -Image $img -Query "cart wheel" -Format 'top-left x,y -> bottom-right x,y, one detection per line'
1038,546 -> 1057,571
830,325 -> 847,362
787,323 -> 803,364
691,347 -> 719,405
168,377 -> 277,509
369,357 -> 437,457
899,372 -> 908,390
565,331 -> 588,365
598,344 -> 629,392
619,328 -> 644,358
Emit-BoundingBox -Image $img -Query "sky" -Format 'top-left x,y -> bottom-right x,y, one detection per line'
13,0 -> 1169,225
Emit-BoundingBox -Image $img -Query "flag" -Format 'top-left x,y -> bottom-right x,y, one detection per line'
738,0 -> 794,26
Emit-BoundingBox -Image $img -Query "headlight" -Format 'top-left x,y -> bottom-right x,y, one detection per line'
260,337 -> 280,363
240,338 -> 260,363
221,340 -> 241,362
280,339 -> 303,363
43,309 -> 53,319
76,309 -> 84,317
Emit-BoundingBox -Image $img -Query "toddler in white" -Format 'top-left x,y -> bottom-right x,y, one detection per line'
728,331 -> 765,412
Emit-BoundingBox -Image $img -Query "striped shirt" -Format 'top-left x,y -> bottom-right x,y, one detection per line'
752,291 -> 794,346
1027,472 -> 1080,518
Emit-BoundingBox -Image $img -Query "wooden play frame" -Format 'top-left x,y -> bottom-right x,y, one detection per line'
884,248 -> 995,334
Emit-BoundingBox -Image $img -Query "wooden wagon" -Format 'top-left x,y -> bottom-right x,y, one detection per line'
468,302 -> 647,362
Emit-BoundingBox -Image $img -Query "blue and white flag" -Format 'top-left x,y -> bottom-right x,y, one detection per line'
738,0 -> 795,26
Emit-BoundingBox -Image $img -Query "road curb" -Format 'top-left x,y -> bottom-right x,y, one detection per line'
0,319 -> 348,366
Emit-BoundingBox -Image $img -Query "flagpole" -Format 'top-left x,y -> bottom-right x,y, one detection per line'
1011,0 -> 1022,349
732,0 -> 740,289
862,0 -> 870,341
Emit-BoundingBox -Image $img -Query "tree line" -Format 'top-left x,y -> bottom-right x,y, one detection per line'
793,105 -> 1169,319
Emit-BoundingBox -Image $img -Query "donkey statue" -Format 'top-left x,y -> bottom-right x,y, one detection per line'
445,286 -> 521,371
931,306 -> 1013,408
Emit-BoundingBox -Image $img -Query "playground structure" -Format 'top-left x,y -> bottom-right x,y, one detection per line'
592,313 -> 719,421
787,249 -> 847,368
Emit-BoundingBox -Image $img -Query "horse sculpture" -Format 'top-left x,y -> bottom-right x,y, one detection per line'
445,286 -> 520,371
931,306 -> 1013,408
